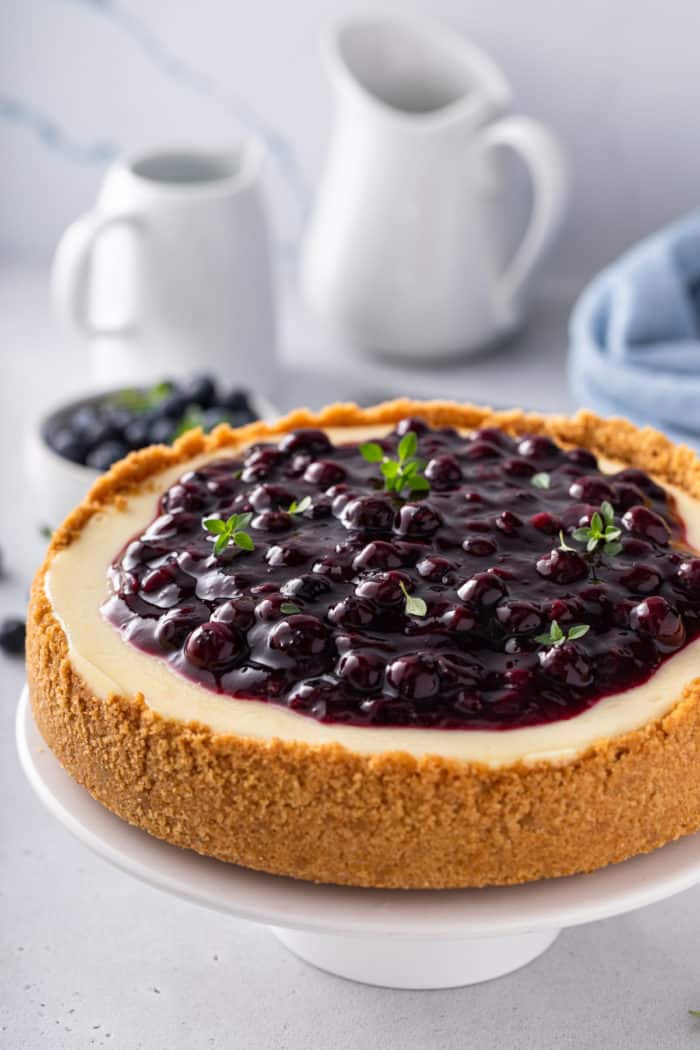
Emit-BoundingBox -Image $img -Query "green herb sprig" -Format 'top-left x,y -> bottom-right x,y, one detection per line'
280,601 -> 302,615
571,501 -> 622,556
559,530 -> 576,552
399,581 -> 427,617
203,512 -> 255,556
535,620 -> 590,647
114,380 -> 172,413
531,472 -> 550,490
287,496 -> 312,517
360,432 -> 430,496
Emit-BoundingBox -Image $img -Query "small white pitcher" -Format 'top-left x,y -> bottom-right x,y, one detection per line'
51,142 -> 276,389
301,15 -> 567,360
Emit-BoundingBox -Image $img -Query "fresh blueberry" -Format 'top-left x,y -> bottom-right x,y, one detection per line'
124,418 -> 151,449
49,427 -> 87,464
221,388 -> 252,413
149,418 -> 176,445
86,440 -> 130,471
0,618 -> 25,656
184,374 -> 217,409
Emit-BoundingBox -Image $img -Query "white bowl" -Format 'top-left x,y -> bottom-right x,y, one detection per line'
26,386 -> 279,528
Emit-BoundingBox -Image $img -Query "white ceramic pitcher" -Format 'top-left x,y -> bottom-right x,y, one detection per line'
51,142 -> 276,389
301,15 -> 567,360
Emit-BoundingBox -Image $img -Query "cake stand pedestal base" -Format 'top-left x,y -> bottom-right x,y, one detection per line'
269,926 -> 560,988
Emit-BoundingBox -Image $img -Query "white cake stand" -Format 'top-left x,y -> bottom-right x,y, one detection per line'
16,687 -> 700,989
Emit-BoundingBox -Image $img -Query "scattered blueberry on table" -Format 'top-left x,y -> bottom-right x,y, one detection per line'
44,376 -> 258,471
0,617 -> 26,657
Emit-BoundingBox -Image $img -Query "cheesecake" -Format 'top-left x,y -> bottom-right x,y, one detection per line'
27,399 -> 700,888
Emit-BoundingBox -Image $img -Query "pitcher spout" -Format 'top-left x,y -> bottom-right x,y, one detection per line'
322,13 -> 511,127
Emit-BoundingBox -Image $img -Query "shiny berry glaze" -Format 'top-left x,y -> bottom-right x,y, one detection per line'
102,420 -> 700,730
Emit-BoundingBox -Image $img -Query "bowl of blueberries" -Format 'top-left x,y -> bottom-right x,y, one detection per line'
29,374 -> 277,525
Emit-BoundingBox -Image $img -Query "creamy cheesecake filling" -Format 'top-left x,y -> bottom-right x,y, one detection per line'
46,425 -> 700,767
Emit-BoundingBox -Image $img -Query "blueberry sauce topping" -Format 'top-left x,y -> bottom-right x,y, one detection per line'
102,420 -> 700,730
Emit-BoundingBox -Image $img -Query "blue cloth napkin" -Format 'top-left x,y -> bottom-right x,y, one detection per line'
569,211 -> 700,449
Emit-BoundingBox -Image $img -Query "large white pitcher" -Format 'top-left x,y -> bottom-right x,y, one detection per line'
51,142 -> 276,389
301,15 -> 567,360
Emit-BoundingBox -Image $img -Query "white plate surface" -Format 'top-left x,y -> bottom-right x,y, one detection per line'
17,687 -> 700,940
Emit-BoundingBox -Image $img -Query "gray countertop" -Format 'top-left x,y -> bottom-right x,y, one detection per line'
1,260 -> 699,1049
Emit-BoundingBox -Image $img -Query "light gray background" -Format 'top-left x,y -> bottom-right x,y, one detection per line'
3,1 -> 700,1046
3,0 -> 700,283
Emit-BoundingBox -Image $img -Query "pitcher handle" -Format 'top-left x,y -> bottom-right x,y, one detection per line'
51,210 -> 142,340
478,116 -> 568,321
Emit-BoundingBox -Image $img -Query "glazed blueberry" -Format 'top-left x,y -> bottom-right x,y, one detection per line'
629,596 -> 685,651
155,605 -> 208,650
462,537 -> 497,557
304,459 -> 347,487
440,606 -> 476,633
622,505 -> 671,546
566,447 -> 598,469
612,482 -> 646,511
210,597 -> 256,631
255,594 -> 290,621
242,447 -> 284,480
539,642 -> 593,687
386,653 -> 440,699
471,427 -> 514,450
336,649 -> 385,692
425,454 -> 463,490
341,496 -> 395,533
417,556 -> 455,583
394,502 -> 443,538
495,511 -> 523,534
352,541 -> 403,572
536,547 -> 588,584
675,559 -> 700,597
619,564 -> 662,595
249,484 -> 294,512
265,543 -> 307,567
252,510 -> 292,532
141,561 -> 179,594
185,621 -> 243,670
279,429 -> 332,456
464,440 -> 501,461
268,614 -> 328,656
614,467 -> 665,501
496,600 -> 541,635
502,457 -> 535,479
458,571 -> 507,609
165,480 -> 210,513
281,574 -> 333,603
327,596 -> 375,627
568,475 -> 614,504
395,416 -> 428,437
517,435 -> 561,461
529,512 -> 561,535
355,571 -> 408,607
